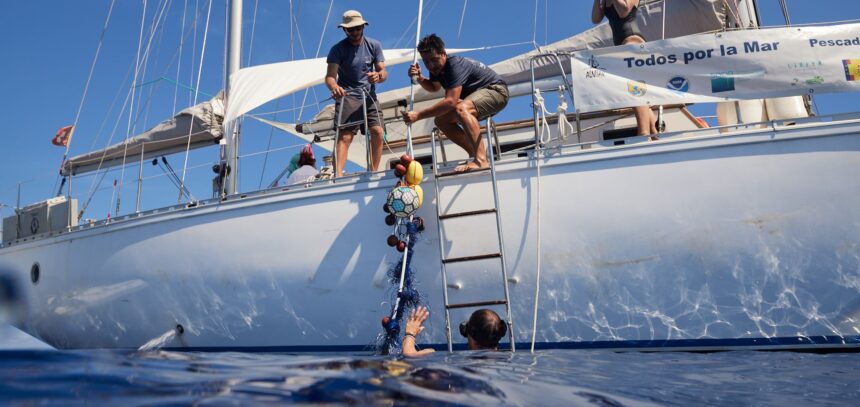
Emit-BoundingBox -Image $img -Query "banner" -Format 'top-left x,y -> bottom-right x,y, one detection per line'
570,23 -> 860,113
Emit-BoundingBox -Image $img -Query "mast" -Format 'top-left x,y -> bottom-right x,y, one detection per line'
223,0 -> 242,195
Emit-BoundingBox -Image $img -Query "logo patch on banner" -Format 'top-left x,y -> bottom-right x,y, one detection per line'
710,72 -> 735,93
666,76 -> 689,93
843,59 -> 860,81
627,80 -> 647,97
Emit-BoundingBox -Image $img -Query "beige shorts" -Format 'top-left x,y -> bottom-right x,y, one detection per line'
465,83 -> 509,121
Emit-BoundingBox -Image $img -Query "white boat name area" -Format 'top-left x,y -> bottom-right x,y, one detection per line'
623,42 -> 781,68
571,23 -> 860,112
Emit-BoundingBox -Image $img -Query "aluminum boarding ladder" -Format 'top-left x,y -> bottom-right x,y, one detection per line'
429,117 -> 515,352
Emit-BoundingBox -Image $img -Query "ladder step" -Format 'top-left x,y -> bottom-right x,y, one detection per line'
439,208 -> 497,220
437,167 -> 491,178
442,253 -> 502,264
446,300 -> 508,310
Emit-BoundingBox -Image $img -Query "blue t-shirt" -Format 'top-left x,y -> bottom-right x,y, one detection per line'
326,36 -> 385,98
429,55 -> 504,98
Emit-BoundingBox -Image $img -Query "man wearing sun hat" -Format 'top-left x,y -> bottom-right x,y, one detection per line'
325,10 -> 388,177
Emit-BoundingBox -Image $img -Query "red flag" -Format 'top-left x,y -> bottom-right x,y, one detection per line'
52,125 -> 74,147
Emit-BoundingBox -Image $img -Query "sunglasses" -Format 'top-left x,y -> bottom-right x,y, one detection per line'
345,26 -> 364,33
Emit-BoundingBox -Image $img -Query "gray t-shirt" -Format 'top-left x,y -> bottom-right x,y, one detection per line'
429,55 -> 504,98
326,37 -> 385,98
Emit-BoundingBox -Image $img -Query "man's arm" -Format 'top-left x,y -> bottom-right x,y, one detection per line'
368,61 -> 387,84
402,306 -> 435,358
592,0 -> 605,24
325,63 -> 345,99
402,86 -> 461,124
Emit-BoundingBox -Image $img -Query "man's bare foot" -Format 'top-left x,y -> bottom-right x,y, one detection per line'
454,160 -> 485,173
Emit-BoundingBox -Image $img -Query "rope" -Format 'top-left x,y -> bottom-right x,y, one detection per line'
178,0 -> 213,203
533,89 -> 552,145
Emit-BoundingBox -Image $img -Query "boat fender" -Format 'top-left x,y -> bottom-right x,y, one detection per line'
405,161 -> 423,185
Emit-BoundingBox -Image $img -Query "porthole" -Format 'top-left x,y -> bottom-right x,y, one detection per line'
30,263 -> 40,285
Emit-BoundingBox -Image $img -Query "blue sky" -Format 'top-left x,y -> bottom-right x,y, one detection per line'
0,0 -> 858,348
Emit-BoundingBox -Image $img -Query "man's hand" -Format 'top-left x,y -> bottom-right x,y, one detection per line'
405,306 -> 430,336
402,305 -> 435,358
407,63 -> 422,80
367,71 -> 382,84
330,85 -> 346,99
401,109 -> 420,124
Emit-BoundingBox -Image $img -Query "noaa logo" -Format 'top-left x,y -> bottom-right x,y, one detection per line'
667,76 -> 689,93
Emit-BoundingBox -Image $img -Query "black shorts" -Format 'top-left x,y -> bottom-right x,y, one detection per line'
333,94 -> 384,134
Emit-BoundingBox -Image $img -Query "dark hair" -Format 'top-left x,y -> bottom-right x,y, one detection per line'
461,309 -> 507,349
417,33 -> 445,55
298,152 -> 316,167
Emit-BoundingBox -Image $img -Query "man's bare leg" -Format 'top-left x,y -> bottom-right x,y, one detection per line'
434,111 -> 474,157
455,100 -> 486,171
369,125 -> 384,172
335,130 -> 354,177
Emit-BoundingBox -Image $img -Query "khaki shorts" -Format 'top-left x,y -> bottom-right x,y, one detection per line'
465,83 -> 509,121
334,94 -> 384,134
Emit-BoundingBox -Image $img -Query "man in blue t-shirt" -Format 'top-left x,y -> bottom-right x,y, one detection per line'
402,34 -> 509,172
325,10 -> 388,176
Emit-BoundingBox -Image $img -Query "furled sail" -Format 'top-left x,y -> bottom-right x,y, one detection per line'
295,0 -> 727,138
62,93 -> 224,176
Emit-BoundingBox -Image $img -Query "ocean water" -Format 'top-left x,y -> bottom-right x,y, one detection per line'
1,346 -> 858,406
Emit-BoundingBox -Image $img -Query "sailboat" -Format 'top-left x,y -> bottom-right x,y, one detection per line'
1,0 -> 859,352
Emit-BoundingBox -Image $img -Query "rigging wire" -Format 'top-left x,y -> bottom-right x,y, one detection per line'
141,0 -> 174,130
532,0 -> 540,49
78,0 -> 205,219
457,0 -> 468,40
178,0 -> 213,203
54,0 -> 117,197
115,0 -> 150,217
260,0 -> 333,189
118,0 -> 173,216
173,0 -> 188,114
246,0 -> 260,66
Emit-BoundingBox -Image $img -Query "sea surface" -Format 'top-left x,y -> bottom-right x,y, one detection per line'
0,338 -> 858,406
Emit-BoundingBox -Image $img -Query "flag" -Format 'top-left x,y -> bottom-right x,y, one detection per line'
843,59 -> 860,81
52,125 -> 73,147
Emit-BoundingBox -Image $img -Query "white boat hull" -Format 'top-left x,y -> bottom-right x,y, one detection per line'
2,120 -> 860,351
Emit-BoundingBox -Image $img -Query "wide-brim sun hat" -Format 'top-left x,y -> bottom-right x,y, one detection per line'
338,10 -> 369,28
